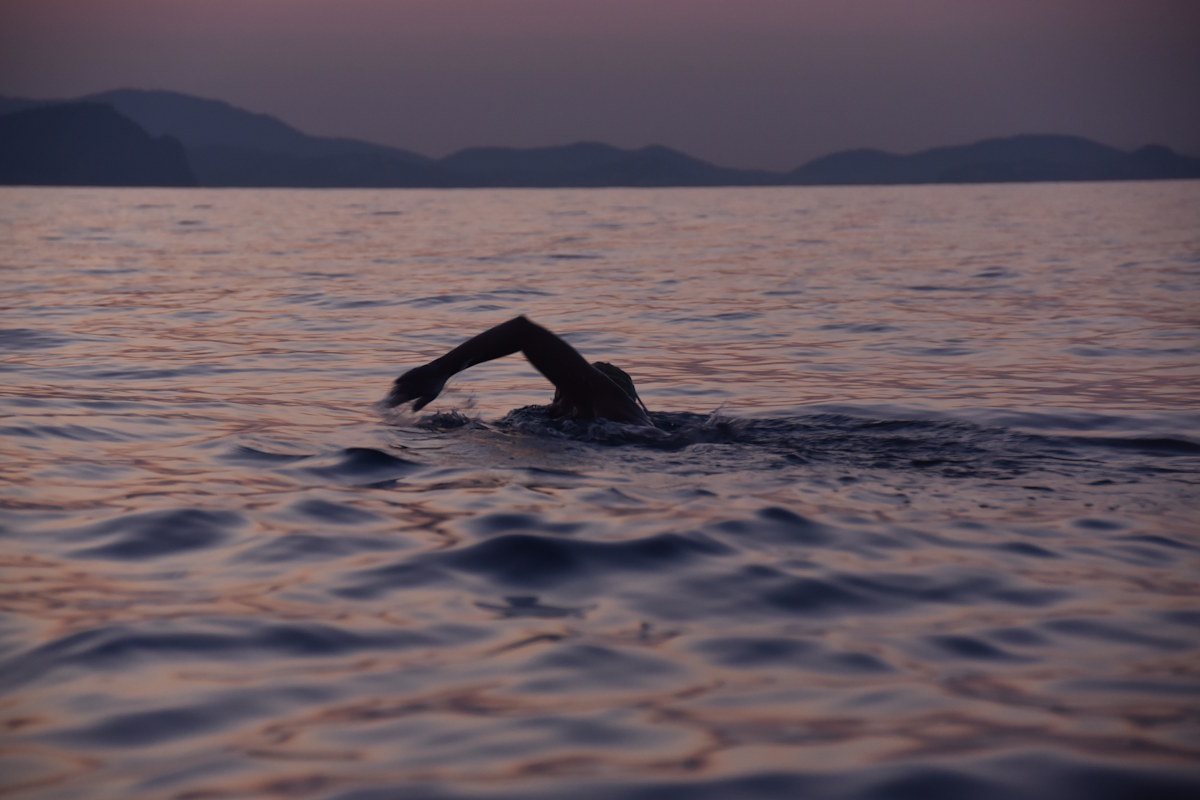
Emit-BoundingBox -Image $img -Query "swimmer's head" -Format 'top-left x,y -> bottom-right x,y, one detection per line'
549,361 -> 648,418
592,361 -> 637,400
592,361 -> 648,414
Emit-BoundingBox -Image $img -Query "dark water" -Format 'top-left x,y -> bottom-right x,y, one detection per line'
2,184 -> 1199,798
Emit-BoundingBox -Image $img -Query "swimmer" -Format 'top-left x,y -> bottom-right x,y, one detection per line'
386,315 -> 652,426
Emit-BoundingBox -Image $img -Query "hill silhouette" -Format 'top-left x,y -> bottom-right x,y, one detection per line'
81,89 -> 429,162
439,142 -> 773,187
2,89 -> 1198,187
82,89 -> 435,187
0,103 -> 194,186
789,134 -> 1200,184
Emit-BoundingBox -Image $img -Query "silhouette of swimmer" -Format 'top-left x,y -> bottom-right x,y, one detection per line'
387,316 -> 652,425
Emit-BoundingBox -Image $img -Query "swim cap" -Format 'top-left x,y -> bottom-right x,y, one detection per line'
591,361 -> 635,398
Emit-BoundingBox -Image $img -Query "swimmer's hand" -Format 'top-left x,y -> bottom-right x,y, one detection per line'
386,363 -> 447,411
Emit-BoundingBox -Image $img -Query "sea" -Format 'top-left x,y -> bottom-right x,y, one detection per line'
1,182 -> 1199,799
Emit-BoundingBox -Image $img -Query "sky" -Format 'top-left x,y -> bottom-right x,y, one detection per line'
1,0 -> 1198,170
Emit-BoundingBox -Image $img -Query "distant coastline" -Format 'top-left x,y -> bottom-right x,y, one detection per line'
3,89 -> 1198,188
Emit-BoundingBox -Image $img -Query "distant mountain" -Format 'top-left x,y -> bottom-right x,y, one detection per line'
81,89 -> 429,163
0,103 -> 195,186
788,134 -> 1200,185
73,91 -> 771,187
0,89 -> 776,188
439,141 -> 775,187
76,89 -> 436,187
0,97 -> 43,116
2,89 -> 1198,187
182,145 -> 440,188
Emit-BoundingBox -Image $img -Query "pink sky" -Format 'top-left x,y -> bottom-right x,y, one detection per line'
1,0 -> 1197,169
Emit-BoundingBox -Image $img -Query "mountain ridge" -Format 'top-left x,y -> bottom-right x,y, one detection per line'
2,89 -> 1198,187
0,102 -> 195,187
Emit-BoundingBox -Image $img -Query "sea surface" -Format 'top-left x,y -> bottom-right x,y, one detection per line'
2,183 -> 1199,799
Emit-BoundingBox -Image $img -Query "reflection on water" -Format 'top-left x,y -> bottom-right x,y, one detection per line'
1,184 -> 1199,799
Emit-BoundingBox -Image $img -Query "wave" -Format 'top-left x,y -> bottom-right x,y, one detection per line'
0,619 -> 487,693
410,406 -> 1200,483
327,755 -> 1200,800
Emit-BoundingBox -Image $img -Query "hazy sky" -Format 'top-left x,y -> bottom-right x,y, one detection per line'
2,0 -> 1197,169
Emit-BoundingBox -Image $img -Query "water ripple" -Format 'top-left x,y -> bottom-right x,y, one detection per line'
66,509 -> 243,560
3,184 -> 1198,800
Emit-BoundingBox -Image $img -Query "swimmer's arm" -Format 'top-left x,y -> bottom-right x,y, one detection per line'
387,316 -> 594,410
